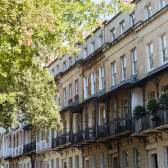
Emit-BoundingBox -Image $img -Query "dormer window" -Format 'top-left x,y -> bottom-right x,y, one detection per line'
146,4 -> 152,19
160,0 -> 166,9
110,28 -> 115,42
130,11 -> 135,27
63,61 -> 67,70
84,47 -> 88,58
69,57 -> 73,66
56,64 -> 59,73
98,34 -> 103,47
52,68 -> 55,73
91,41 -> 96,52
75,55 -> 78,62
120,20 -> 125,34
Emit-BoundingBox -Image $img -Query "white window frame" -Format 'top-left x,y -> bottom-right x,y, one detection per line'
98,103 -> 106,125
122,150 -> 129,168
56,158 -> 59,168
130,11 -> 135,27
147,42 -> 154,71
92,155 -> 96,168
131,48 -> 137,75
63,87 -> 67,105
91,72 -> 96,95
69,57 -> 73,66
84,77 -> 89,99
110,28 -> 116,41
120,20 -> 125,34
75,79 -> 79,95
146,4 -> 152,19
164,147 -> 168,168
133,148 -> 140,168
84,159 -> 89,168
99,67 -> 105,90
75,155 -> 79,168
111,62 -> 117,86
98,34 -> 103,47
91,41 -> 96,52
160,33 -> 168,64
69,83 -> 72,100
56,64 -> 59,73
63,61 -> 67,70
100,153 -> 105,168
69,157 -> 73,168
121,55 -> 127,81
84,47 -> 88,58
51,159 -> 54,168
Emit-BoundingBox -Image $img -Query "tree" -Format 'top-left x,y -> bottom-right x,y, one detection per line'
0,0 -> 133,130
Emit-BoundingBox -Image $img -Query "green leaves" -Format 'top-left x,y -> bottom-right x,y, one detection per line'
0,0 -> 133,130
15,64 -> 62,130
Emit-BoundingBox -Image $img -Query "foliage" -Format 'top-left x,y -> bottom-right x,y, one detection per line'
146,99 -> 158,114
0,0 -> 133,129
159,93 -> 168,106
16,64 -> 62,129
133,105 -> 145,119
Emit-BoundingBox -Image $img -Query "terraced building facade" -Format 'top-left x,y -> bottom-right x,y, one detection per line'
1,0 -> 168,168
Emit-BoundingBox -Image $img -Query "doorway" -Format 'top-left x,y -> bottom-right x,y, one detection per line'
150,153 -> 158,168
109,154 -> 118,168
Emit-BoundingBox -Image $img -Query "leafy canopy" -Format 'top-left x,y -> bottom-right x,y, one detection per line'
0,0 -> 133,130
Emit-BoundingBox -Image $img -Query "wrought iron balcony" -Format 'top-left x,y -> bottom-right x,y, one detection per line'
133,107 -> 168,133
72,126 -> 96,145
97,118 -> 132,140
23,142 -> 36,154
97,123 -> 109,139
52,132 -> 72,148
72,130 -> 84,144
83,126 -> 96,140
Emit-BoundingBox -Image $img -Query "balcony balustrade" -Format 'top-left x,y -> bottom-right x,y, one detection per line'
52,132 -> 72,148
83,126 -> 96,140
36,139 -> 52,152
52,108 -> 168,148
72,130 -> 84,144
97,118 -> 132,140
72,126 -> 96,145
12,145 -> 23,157
4,148 -> 12,158
134,107 -> 168,133
97,123 -> 109,139
23,142 -> 36,154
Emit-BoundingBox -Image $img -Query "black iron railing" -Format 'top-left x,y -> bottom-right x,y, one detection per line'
52,132 -> 72,148
23,142 -> 36,154
52,108 -> 168,148
133,107 -> 168,133
72,130 -> 84,144
97,118 -> 132,140
84,126 -> 96,140
97,123 -> 109,139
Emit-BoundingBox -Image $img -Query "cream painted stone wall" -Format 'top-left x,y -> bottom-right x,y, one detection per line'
83,144 -> 108,168
37,148 -> 82,168
146,133 -> 168,168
